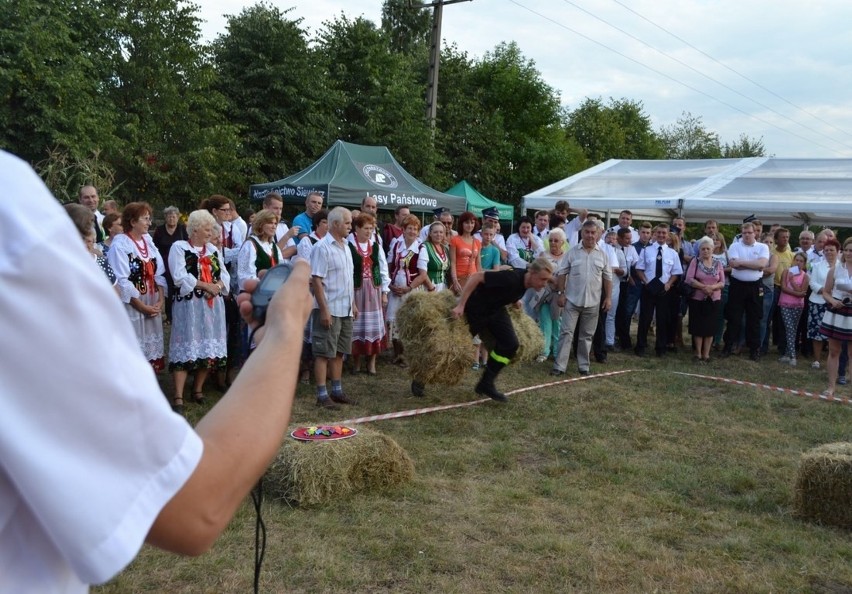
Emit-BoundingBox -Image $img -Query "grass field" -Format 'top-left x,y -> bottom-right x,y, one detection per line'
96,345 -> 852,593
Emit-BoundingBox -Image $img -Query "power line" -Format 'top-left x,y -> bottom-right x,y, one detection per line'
559,0 -> 852,152
610,0 -> 852,143
505,0 -> 844,154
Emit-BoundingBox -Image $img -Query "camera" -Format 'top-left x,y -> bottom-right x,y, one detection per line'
250,263 -> 293,325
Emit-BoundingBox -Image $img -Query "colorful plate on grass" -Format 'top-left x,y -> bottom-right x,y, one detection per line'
290,425 -> 358,441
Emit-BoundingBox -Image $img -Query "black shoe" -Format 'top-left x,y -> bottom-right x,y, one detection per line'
578,370 -> 589,376
411,380 -> 425,397
634,348 -> 647,357
749,351 -> 761,362
549,369 -> 565,376
655,349 -> 666,357
720,349 -> 733,358
315,398 -> 340,410
475,369 -> 508,402
595,355 -> 607,364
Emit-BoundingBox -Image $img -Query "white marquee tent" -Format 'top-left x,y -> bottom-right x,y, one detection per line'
523,158 -> 852,228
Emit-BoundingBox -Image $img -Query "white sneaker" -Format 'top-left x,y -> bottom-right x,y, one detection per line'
811,360 -> 821,369
778,356 -> 791,363
789,358 -> 797,367
535,355 -> 547,363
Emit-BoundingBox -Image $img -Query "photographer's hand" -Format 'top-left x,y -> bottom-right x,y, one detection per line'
148,260 -> 312,555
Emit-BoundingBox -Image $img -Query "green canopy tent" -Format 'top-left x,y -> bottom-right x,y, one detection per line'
249,140 -> 465,214
445,180 -> 514,221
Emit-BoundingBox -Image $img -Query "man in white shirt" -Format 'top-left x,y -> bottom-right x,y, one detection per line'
634,224 -> 683,357
722,222 -> 770,361
311,207 -> 358,409
606,209 -> 639,243
533,210 -> 550,241
0,150 -> 311,592
550,220 -> 612,376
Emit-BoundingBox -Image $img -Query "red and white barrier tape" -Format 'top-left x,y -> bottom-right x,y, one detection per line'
332,369 -> 635,426
672,371 -> 852,405
324,368 -> 849,428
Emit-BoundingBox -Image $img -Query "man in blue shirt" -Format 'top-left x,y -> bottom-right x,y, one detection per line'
293,192 -> 325,240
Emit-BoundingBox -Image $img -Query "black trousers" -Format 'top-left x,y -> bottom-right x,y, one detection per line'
636,286 -> 670,352
725,278 -> 763,352
615,282 -> 631,348
469,308 -> 519,363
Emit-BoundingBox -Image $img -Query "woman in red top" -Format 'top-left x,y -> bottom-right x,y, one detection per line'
449,211 -> 482,295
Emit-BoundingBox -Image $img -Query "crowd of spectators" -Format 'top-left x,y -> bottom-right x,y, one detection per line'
71,187 -> 852,407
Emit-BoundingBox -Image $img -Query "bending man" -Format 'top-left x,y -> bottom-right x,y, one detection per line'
449,258 -> 554,402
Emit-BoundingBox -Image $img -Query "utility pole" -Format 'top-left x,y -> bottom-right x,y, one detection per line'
411,0 -> 472,128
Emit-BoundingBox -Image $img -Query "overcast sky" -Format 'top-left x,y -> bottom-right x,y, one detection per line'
198,0 -> 852,159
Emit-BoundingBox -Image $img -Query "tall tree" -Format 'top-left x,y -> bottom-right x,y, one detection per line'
381,0 -> 432,56
0,0 -> 119,163
565,97 -> 664,165
317,14 -> 439,185
101,0 -> 243,208
457,42 -> 583,205
658,112 -> 722,159
213,4 -> 342,183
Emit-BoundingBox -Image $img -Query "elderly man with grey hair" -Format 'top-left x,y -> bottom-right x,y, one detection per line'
550,220 -> 613,376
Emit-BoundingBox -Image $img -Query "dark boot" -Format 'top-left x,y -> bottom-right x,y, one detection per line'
475,360 -> 508,402
411,380 -> 425,397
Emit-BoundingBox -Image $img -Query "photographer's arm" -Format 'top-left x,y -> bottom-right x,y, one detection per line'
146,260 -> 312,555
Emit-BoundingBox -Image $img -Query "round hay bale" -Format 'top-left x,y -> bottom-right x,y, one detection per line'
266,426 -> 415,507
479,305 -> 544,363
793,442 -> 852,529
395,290 -> 473,385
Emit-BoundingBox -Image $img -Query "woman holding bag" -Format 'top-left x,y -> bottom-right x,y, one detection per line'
684,236 -> 725,362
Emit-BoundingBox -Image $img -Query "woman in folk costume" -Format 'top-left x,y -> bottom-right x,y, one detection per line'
348,213 -> 390,375
167,210 -> 229,413
237,209 -> 283,292
107,202 -> 167,371
386,214 -> 428,367
418,221 -> 451,292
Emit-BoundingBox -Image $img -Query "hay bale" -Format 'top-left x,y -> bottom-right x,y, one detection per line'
266,426 -> 415,507
793,442 -> 852,529
395,290 -> 473,385
479,305 -> 545,363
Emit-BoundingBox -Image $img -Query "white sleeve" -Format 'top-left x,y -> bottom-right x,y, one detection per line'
107,234 -> 140,303
169,242 -> 198,296
417,244 -> 429,272
506,236 -> 524,268
214,244 -> 231,296
236,239 -> 258,292
149,235 -> 167,289
378,244 -> 391,292
0,154 -> 202,586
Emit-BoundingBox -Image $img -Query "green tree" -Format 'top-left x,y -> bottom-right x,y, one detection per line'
723,134 -> 767,158
317,14 -> 439,186
658,111 -> 722,159
0,0 -> 119,163
565,97 -> 664,165
381,0 -> 432,56
454,42 -> 583,205
213,4 -> 342,184
97,0 -> 243,209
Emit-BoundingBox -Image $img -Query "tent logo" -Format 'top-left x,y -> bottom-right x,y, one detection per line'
362,165 -> 398,189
